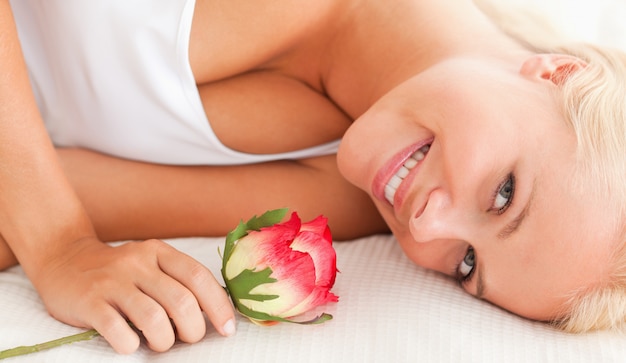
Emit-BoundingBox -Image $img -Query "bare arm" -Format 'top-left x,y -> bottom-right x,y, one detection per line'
58,149 -> 388,242
0,1 -> 234,352
0,0 -> 96,278
56,69 -> 388,243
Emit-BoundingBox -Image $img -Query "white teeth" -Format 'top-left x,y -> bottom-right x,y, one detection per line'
384,185 -> 396,203
388,175 -> 403,188
396,165 -> 410,178
403,157 -> 418,169
384,145 -> 430,205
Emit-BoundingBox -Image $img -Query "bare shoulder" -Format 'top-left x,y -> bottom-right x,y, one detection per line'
189,0 -> 346,83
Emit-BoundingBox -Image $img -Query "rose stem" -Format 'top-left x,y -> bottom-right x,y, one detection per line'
0,329 -> 100,360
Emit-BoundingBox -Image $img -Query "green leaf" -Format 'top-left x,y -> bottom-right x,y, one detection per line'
225,267 -> 333,325
226,267 -> 279,304
221,208 -> 288,276
240,208 -> 289,232
236,301 -> 334,325
292,313 -> 334,325
219,208 -> 333,326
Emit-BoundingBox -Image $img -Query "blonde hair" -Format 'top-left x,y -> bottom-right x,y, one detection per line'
475,0 -> 626,333
550,44 -> 626,332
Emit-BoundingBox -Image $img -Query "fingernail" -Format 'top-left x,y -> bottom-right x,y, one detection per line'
222,319 -> 236,337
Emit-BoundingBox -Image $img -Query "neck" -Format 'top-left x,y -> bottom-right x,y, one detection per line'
322,0 -> 533,118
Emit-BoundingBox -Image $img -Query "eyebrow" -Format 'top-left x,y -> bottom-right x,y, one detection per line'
475,263 -> 486,300
475,180 -> 537,300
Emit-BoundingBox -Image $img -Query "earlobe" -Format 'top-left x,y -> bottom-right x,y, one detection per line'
520,54 -> 587,85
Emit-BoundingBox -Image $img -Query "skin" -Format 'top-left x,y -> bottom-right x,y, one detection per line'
0,0 -> 386,354
337,56 -> 617,320
0,0 -> 616,354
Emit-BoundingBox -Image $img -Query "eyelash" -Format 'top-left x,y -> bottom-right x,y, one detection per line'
491,173 -> 516,215
456,173 -> 516,285
456,247 -> 476,285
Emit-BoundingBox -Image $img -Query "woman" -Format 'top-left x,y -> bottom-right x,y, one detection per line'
1,0 -> 624,354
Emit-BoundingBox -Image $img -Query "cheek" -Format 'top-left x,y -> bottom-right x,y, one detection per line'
337,133 -> 356,184
395,234 -> 461,276
338,98 -> 414,189
336,122 -> 375,190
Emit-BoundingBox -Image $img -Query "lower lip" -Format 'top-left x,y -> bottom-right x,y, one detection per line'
372,139 -> 432,205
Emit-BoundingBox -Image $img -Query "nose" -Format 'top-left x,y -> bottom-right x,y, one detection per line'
409,188 -> 470,244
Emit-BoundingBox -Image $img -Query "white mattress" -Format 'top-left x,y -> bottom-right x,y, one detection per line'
3,235 -> 626,362
2,1 -> 626,362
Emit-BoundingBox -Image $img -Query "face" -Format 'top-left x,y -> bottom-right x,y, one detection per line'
337,57 -> 617,321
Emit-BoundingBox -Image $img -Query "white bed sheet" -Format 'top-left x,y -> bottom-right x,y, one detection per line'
3,235 -> 626,363
2,1 -> 626,362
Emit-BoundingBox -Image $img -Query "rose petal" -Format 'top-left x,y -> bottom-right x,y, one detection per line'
279,288 -> 339,318
242,249 -> 317,316
291,228 -> 337,288
299,215 -> 333,243
225,212 -> 338,319
224,218 -> 298,279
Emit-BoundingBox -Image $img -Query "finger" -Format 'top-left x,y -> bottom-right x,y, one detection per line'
157,243 -> 236,337
87,303 -> 140,355
116,288 -> 175,352
136,270 -> 206,343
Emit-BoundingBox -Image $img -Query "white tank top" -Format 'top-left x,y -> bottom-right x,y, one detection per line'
10,0 -> 340,165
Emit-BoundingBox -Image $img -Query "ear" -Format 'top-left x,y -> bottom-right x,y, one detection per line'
520,54 -> 587,85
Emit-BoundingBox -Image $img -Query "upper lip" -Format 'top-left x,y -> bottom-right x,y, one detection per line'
372,138 -> 433,209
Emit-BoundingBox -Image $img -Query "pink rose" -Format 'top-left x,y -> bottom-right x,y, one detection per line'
221,209 -> 339,325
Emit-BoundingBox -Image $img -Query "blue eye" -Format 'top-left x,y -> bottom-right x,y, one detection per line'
493,174 -> 515,213
458,247 -> 475,281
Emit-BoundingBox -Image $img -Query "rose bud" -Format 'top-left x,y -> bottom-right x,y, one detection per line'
221,209 -> 339,325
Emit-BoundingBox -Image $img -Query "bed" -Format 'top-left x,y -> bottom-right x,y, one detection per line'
2,1 -> 626,362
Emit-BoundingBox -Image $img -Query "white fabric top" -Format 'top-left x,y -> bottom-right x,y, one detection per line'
10,0 -> 340,165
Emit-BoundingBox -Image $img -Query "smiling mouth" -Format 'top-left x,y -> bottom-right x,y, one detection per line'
384,144 -> 431,206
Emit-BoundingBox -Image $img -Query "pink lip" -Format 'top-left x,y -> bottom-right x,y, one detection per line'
372,138 -> 433,208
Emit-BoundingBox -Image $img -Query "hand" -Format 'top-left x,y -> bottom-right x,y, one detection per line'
31,237 -> 236,354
